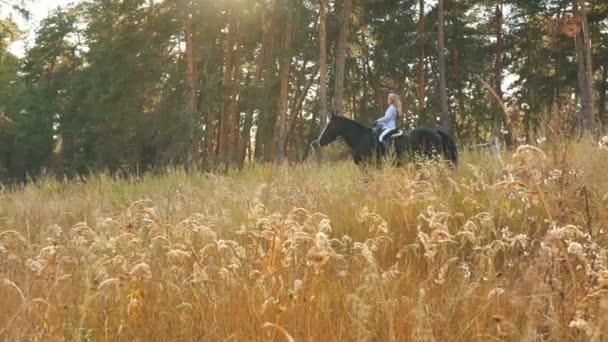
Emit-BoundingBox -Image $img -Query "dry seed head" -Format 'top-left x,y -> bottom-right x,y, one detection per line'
456,230 -> 476,245
72,221 -> 95,235
507,233 -> 529,249
166,249 -> 191,265
487,287 -> 505,299
567,241 -> 586,261
460,262 -> 472,279
548,224 -> 584,240
98,277 -> 120,290
293,279 -> 303,291
260,296 -> 279,315
381,263 -> 401,285
317,218 -> 332,234
250,203 -> 268,220
59,256 -> 78,273
512,145 -> 548,163
176,302 -> 193,312
130,262 -> 152,279
98,277 -> 122,301
44,224 -> 63,239
150,236 -> 170,252
314,231 -> 331,251
37,245 -> 57,262
530,169 -> 543,184
262,322 -> 296,342
341,234 -> 353,246
428,211 -> 450,231
598,136 -> 608,150
190,264 -> 210,283
0,230 -> 26,248
110,233 -> 136,250
303,213 -> 330,233
105,255 -> 128,275
417,231 -> 437,260
98,217 -> 118,231
25,258 -> 45,275
88,240 -> 110,254
434,257 -> 458,285
569,313 -> 593,336
249,270 -> 262,282
462,220 -> 478,234
429,228 -> 455,244
286,207 -> 310,224
478,213 -> 495,233
198,225 -> 218,240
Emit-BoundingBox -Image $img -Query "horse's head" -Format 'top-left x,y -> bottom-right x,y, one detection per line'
318,111 -> 343,147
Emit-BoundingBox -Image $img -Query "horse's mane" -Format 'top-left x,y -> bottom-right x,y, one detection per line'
336,116 -> 371,131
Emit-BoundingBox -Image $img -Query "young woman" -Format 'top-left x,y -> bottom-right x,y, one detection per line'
374,93 -> 402,148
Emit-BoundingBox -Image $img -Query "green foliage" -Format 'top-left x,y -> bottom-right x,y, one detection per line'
0,0 -> 607,181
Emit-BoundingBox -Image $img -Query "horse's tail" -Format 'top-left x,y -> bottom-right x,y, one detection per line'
436,129 -> 458,166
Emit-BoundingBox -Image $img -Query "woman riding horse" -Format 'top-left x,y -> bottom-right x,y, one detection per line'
375,93 -> 402,150
318,112 -> 458,166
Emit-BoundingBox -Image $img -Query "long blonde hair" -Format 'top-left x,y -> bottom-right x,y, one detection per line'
388,93 -> 402,119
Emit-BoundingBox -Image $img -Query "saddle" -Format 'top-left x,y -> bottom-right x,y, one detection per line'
374,127 -> 404,153
374,127 -> 404,143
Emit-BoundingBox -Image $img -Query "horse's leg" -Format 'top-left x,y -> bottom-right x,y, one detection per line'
420,139 -> 440,162
354,141 -> 379,169
394,138 -> 406,167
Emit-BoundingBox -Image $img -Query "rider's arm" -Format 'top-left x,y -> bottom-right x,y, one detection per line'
376,105 -> 396,126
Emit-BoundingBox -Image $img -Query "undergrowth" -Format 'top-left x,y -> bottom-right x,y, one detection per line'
1,139 -> 608,341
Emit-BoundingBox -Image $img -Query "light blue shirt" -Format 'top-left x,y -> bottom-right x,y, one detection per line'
377,104 -> 397,130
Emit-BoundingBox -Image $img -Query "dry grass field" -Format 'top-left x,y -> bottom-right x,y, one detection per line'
1,139 -> 608,341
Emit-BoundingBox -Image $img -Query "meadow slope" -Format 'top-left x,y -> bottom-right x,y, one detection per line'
1,141 -> 608,341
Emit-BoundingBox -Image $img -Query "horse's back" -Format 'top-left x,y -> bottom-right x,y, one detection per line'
407,127 -> 443,146
397,126 -> 458,165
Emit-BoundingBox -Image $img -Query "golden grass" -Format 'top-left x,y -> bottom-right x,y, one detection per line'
1,140 -> 608,341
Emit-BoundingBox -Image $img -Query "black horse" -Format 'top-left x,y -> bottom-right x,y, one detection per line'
318,113 -> 458,166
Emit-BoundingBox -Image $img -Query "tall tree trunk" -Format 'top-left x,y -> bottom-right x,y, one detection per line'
362,52 -> 384,115
184,13 -> 198,170
283,28 -> 317,155
275,1 -> 295,163
285,66 -> 318,153
551,3 -> 566,122
229,26 -> 244,162
318,0 -> 329,129
573,0 -> 595,132
238,92 -> 255,167
302,99 -> 319,161
437,0 -> 450,131
254,4 -> 279,161
217,16 -> 234,158
599,65 -> 607,128
417,0 -> 426,112
333,0 -> 352,115
581,0 -> 594,130
451,46 -> 464,123
492,1 -> 512,147
492,2 -> 503,136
